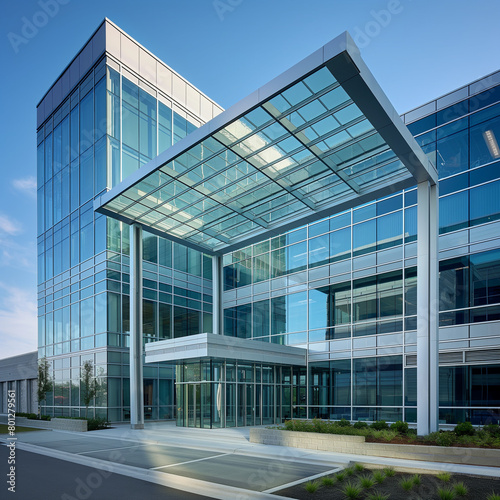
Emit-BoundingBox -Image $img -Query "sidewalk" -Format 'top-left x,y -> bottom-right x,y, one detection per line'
1,419 -> 499,500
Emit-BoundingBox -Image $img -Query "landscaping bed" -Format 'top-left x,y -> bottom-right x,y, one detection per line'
274,464 -> 500,500
279,419 -> 500,449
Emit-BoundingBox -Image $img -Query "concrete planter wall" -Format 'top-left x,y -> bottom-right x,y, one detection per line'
16,417 -> 87,432
250,428 -> 500,467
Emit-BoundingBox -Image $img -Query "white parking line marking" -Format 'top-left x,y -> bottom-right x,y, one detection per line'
262,467 -> 342,493
78,444 -> 145,455
151,452 -> 233,470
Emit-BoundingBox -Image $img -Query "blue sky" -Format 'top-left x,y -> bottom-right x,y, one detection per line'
1,0 -> 499,358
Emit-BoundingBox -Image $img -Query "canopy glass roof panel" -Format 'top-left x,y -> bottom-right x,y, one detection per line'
96,32 -> 437,255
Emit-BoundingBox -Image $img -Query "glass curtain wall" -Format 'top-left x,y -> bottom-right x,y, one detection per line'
222,82 -> 500,424
37,58 -> 212,421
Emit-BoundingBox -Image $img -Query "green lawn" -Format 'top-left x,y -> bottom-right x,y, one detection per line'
0,424 -> 45,434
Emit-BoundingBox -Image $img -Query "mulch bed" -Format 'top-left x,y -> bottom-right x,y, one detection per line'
274,469 -> 500,500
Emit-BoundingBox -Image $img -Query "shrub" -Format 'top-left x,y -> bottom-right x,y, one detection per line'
354,463 -> 364,472
412,474 -> 421,486
434,432 -> 456,447
345,467 -> 354,476
304,480 -> 319,493
360,474 -> 375,488
487,494 -> 500,500
26,413 -> 39,420
337,418 -> 352,427
454,421 -> 475,437
341,481 -> 362,500
372,470 -> 385,483
40,415 -> 51,421
438,487 -> 456,500
371,420 -> 389,431
436,472 -> 452,482
367,494 -> 389,500
484,424 -> 500,437
390,421 -> 409,434
353,421 -> 368,429
400,478 -> 414,491
453,482 -> 468,496
87,417 -> 109,431
383,467 -> 395,477
321,476 -> 335,486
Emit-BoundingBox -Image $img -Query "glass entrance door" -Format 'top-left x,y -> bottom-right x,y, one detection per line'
237,383 -> 255,426
185,383 -> 211,428
187,384 -> 200,428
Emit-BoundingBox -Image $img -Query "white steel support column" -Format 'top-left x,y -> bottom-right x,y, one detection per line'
130,224 -> 144,429
417,181 -> 439,435
212,256 -> 222,335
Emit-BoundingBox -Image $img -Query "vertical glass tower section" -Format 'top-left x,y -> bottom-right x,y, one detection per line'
36,20 -> 223,421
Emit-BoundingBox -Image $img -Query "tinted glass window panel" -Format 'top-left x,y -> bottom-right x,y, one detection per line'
253,299 -> 269,338
79,148 -> 93,204
353,219 -> 376,256
330,227 -> 351,262
309,234 -> 329,268
404,267 -> 417,316
440,172 -> 469,196
404,206 -> 417,243
436,129 -> 469,178
404,189 -> 417,206
470,161 -> 500,187
469,85 -> 500,113
378,271 -> 403,317
309,287 -> 329,330
353,276 -> 377,321
287,292 -> 307,333
122,102 -> 139,151
439,191 -> 469,234
53,122 -> 62,173
470,365 -> 500,405
94,78 -> 106,141
470,115 -> 500,168
436,100 -> 469,126
377,211 -> 402,250
406,113 -> 436,136
45,133 -> 52,180
378,355 -> 402,406
330,212 -> 350,231
70,105 -> 79,161
79,91 -> 93,152
271,295 -> 286,335
470,249 -> 500,306
353,358 -> 377,405
469,180 -> 500,226
253,253 -> 270,283
143,232 -> 158,263
439,366 -> 468,406
439,256 -> 469,311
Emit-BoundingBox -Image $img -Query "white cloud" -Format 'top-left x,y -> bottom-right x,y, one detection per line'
0,214 -> 22,235
12,176 -> 37,198
0,282 -> 37,359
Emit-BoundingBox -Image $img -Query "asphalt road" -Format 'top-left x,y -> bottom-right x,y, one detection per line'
0,444 -> 215,500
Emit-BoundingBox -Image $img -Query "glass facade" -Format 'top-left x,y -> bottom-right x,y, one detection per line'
221,76 -> 500,425
36,29 -> 217,421
37,21 -> 500,427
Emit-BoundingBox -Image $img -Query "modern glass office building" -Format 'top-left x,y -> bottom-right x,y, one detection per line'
37,20 -> 500,427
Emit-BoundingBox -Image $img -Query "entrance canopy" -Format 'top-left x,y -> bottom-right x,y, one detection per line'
145,333 -> 307,366
94,32 -> 437,256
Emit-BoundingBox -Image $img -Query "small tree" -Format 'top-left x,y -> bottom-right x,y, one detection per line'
81,360 -> 99,418
37,357 -> 53,416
